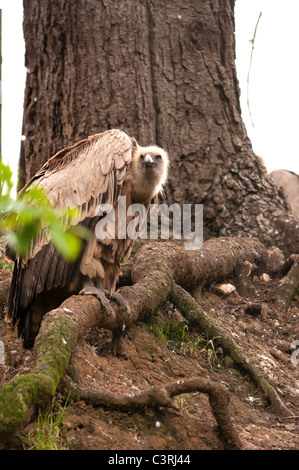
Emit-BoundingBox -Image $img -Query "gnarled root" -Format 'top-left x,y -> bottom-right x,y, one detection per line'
277,254 -> 299,311
170,283 -> 290,417
62,375 -> 242,450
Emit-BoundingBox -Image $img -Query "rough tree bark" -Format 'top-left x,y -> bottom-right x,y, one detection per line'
20,0 -> 158,183
20,0 -> 299,254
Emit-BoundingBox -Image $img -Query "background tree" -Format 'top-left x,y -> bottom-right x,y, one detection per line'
20,0 -> 299,256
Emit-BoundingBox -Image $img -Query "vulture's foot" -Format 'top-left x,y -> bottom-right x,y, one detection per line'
103,289 -> 131,315
79,286 -> 116,318
79,287 -> 130,316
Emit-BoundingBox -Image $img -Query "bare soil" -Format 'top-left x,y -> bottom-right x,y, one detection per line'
0,267 -> 298,451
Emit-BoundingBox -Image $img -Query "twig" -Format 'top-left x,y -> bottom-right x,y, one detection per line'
247,11 -> 262,128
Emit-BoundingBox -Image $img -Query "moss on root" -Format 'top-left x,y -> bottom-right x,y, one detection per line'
0,311 -> 78,446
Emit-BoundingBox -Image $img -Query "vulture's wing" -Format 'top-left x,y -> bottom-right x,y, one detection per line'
6,129 -> 135,345
19,128 -> 134,259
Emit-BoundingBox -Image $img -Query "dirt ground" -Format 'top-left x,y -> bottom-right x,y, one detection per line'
0,265 -> 298,451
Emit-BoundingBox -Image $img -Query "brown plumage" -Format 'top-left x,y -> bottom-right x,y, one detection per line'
5,129 -> 169,348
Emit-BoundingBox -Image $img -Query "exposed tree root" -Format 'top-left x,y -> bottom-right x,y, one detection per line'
170,283 -> 290,417
0,295 -> 104,446
62,376 -> 242,450
0,236 -> 294,446
277,254 -> 299,311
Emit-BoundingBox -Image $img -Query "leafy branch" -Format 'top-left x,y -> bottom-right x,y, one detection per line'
0,160 -> 89,261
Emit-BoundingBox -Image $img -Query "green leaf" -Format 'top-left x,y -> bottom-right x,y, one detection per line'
0,163 -> 90,261
0,159 -> 13,197
50,228 -> 82,261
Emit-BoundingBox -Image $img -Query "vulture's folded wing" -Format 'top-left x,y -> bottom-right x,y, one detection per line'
21,129 -> 134,257
6,129 -> 135,336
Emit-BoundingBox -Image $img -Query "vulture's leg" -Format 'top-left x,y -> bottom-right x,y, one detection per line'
79,281 -> 130,356
111,327 -> 125,357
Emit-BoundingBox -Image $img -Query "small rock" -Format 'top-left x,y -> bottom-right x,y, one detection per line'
212,283 -> 236,297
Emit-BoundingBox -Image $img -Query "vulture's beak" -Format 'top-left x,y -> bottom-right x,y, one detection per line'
143,153 -> 155,168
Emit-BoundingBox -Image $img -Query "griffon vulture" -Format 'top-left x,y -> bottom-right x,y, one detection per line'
5,129 -> 169,349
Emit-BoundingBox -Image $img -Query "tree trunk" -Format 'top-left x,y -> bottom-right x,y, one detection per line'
20,0 -> 299,252
20,0 -> 157,185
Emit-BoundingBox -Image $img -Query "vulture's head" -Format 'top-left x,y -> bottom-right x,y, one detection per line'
128,144 -> 169,203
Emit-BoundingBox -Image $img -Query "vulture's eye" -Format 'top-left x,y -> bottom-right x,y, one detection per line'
140,155 -> 144,160
156,155 -> 162,161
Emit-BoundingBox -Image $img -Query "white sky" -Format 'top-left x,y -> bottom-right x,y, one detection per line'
0,0 -> 25,191
0,0 -> 298,196
235,0 -> 299,174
